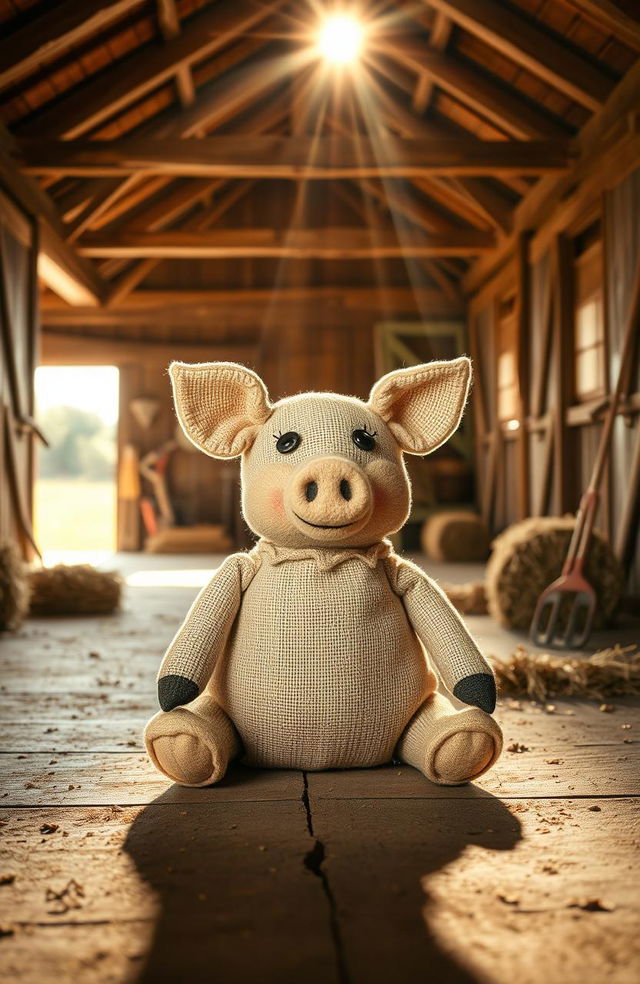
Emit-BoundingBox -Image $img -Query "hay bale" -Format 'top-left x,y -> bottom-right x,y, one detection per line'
442,581 -> 488,615
492,644 -> 640,701
0,542 -> 31,631
486,517 -> 623,631
421,510 -> 490,563
29,565 -> 122,616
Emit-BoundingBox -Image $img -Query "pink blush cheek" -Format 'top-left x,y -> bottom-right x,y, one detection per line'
269,487 -> 285,517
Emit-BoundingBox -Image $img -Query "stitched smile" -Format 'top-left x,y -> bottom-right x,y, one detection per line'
293,512 -> 356,530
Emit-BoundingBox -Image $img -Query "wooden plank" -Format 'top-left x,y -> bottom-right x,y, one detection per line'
107,179 -> 255,305
412,12 -> 453,112
306,795 -> 639,984
39,285 -> 463,314
40,333 -> 258,365
0,802 -> 338,983
65,175 -> 142,242
15,0 -> 287,140
563,0 -> 640,52
426,0 -> 614,111
0,755 -> 305,806
464,60 -> 640,295
552,234 -> 576,512
2,693 -> 637,793
377,43 -> 572,139
18,136 -> 574,178
0,143 -> 106,306
0,0 -> 145,90
76,227 -> 496,259
450,177 -> 513,234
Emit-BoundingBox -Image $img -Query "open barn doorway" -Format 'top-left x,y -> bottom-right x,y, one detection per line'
33,366 -> 119,565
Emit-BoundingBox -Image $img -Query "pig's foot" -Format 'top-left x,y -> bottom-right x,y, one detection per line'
145,694 -> 240,787
397,692 -> 502,786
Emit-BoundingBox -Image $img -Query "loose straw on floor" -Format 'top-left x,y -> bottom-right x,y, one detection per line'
491,644 -> 640,702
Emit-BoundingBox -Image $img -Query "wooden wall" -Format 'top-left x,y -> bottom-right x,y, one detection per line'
469,165 -> 640,596
0,181 -> 39,558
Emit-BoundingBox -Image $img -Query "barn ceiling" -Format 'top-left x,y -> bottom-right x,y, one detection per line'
0,0 -> 638,311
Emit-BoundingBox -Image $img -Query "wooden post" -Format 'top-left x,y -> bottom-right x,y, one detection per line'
552,233 -> 576,514
515,231 -> 531,518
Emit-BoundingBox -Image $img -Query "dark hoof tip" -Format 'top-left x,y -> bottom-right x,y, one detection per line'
158,674 -> 199,712
453,673 -> 497,714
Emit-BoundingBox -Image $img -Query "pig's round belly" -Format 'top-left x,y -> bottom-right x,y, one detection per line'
210,559 -> 434,770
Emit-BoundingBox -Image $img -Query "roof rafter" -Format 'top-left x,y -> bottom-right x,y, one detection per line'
0,0 -> 145,91
18,136 -> 573,178
425,0 -> 614,112
15,0 -> 287,140
562,0 -> 640,52
378,41 -> 572,139
78,226 -> 497,259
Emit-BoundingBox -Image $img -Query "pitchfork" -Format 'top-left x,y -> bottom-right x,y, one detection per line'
530,259 -> 640,649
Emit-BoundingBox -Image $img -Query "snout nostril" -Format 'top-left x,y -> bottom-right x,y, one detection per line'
305,480 -> 318,502
339,479 -> 352,501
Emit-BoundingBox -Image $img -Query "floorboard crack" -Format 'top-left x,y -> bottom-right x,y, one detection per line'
302,772 -> 350,984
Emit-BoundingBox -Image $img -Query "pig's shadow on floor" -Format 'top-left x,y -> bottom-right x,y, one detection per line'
124,765 -> 521,984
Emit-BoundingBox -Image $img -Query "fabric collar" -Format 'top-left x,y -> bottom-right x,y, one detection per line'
255,538 -> 393,572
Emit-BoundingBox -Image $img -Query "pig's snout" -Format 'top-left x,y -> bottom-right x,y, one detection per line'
286,457 -> 373,537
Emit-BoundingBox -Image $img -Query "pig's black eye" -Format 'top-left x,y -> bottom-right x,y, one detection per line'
352,427 -> 377,452
274,431 -> 301,454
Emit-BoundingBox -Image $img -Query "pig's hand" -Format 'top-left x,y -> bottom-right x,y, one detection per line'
157,674 -> 199,711
452,672 -> 496,714
155,552 -> 259,712
385,556 -> 497,714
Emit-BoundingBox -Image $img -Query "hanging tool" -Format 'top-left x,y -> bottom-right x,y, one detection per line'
530,257 -> 640,649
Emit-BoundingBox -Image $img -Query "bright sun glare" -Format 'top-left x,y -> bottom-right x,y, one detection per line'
318,14 -> 364,64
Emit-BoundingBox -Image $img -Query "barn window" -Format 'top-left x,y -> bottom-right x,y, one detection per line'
496,293 -> 518,423
573,221 -> 606,403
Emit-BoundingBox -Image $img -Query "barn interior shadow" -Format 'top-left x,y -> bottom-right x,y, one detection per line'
124,765 -> 521,984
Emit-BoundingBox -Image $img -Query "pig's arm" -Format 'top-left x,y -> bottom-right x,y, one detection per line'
385,556 -> 496,713
156,552 -> 258,711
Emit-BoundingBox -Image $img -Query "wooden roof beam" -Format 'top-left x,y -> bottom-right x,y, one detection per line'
40,285 -> 464,316
107,180 -> 255,305
77,227 -> 496,259
412,11 -> 452,113
0,0 -> 145,91
562,0 -> 640,52
0,141 -> 106,305
15,0 -> 287,139
425,0 -> 614,112
18,136 -> 573,178
155,0 -> 195,108
378,41 -> 572,138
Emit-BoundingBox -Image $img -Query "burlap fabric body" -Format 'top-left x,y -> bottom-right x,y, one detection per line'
146,539 -> 502,781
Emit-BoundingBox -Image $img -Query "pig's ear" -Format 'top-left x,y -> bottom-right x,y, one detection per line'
368,357 -> 471,454
169,361 -> 272,458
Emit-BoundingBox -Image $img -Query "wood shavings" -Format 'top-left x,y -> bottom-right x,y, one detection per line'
497,890 -> 520,905
491,644 -> 640,701
568,897 -> 615,912
46,878 -> 85,915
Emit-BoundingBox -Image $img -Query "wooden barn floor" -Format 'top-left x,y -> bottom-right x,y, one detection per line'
1,553 -> 639,984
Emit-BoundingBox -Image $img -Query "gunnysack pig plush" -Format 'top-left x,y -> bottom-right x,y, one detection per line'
145,359 -> 503,787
